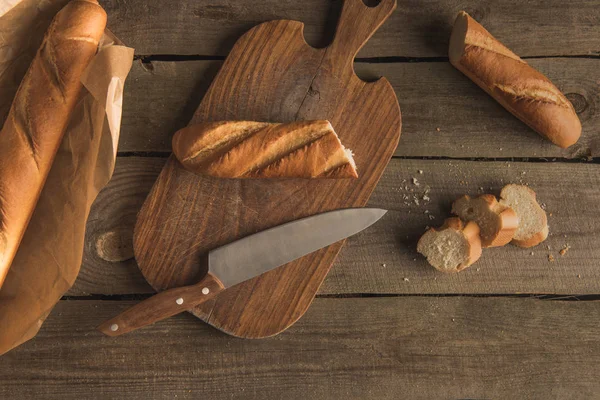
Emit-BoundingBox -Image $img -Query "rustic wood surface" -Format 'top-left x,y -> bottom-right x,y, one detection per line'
74,157 -> 600,296
134,0 -> 401,339
2,0 -> 600,398
119,58 -> 599,158
102,0 -> 600,58
3,297 -> 600,399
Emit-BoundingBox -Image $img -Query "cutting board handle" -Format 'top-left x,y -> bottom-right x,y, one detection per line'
328,0 -> 397,71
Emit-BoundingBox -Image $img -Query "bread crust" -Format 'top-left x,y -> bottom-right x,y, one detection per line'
452,194 -> 519,248
172,120 -> 358,179
417,217 -> 482,273
0,0 -> 106,288
449,11 -> 581,148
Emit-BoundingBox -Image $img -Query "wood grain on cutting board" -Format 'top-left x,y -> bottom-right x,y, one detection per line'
133,0 -> 401,337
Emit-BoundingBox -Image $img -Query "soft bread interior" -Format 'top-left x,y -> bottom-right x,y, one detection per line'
417,228 -> 469,272
448,11 -> 468,64
500,185 -> 546,241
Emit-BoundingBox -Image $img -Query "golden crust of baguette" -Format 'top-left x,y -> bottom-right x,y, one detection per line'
452,194 -> 519,248
172,120 -> 358,179
449,11 -> 581,148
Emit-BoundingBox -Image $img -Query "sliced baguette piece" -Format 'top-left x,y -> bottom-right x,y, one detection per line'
417,217 -> 482,273
452,194 -> 519,248
499,184 -> 548,248
172,120 -> 358,179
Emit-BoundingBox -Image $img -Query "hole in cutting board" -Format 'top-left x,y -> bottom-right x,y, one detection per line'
362,0 -> 382,7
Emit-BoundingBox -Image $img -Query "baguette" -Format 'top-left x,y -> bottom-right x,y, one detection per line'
172,120 -> 358,179
0,0 -> 106,288
449,11 -> 581,148
417,217 -> 482,273
499,184 -> 548,248
452,194 -> 519,248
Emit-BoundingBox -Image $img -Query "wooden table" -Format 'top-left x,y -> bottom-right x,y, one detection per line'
2,0 -> 600,398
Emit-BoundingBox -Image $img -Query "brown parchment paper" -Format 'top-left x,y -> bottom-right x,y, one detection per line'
0,0 -> 134,355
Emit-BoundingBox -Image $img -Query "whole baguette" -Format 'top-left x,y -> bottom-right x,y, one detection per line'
0,0 -> 106,288
172,120 -> 358,179
449,11 -> 581,148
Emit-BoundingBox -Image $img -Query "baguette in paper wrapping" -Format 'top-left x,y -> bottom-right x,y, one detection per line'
0,0 -> 107,288
0,0 -> 134,355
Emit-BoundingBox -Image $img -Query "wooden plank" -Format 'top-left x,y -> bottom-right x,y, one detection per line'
101,0 -> 600,58
119,59 -> 600,158
71,157 -> 600,296
2,297 -> 600,399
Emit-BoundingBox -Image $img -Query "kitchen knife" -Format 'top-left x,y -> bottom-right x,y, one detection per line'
97,208 -> 387,336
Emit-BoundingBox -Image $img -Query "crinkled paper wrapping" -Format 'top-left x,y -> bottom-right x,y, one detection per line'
0,0 -> 134,355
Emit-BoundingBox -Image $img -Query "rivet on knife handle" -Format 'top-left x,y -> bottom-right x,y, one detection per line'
97,273 -> 225,336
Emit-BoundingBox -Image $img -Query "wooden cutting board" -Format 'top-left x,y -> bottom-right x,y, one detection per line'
133,0 -> 401,338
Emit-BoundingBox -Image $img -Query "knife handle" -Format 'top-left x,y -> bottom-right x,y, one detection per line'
97,273 -> 225,336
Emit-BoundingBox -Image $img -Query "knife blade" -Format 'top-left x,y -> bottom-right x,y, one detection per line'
98,208 -> 387,336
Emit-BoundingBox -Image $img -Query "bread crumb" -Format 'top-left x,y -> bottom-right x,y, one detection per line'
412,177 -> 420,186
403,277 -> 409,282
530,252 -> 534,256
424,210 -> 429,214
423,195 -> 430,201
559,246 -> 570,256
577,274 -> 581,278
546,244 -> 551,250
499,148 -> 503,151
382,263 -> 387,267
418,170 -> 423,174
521,171 -> 526,175
549,212 -> 553,217
436,127 -> 441,132
413,258 -> 417,261
451,318 -> 455,322
476,268 -> 480,272
428,214 -> 435,220
548,254 -> 555,262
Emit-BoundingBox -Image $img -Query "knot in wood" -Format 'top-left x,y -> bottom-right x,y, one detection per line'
95,229 -> 134,262
565,93 -> 588,114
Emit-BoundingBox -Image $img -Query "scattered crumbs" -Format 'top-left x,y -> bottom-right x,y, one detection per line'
436,127 -> 441,132
418,170 -> 423,174
546,244 -> 551,250
548,254 -> 555,262
549,212 -> 553,217
428,214 -> 435,220
382,263 -> 387,267
424,210 -> 429,214
577,274 -> 581,279
403,277 -> 410,282
476,268 -> 480,272
413,198 -> 420,206
423,195 -> 430,201
559,246 -> 570,256
521,171 -> 526,175
563,234 -> 567,238
451,318 -> 455,322
412,177 -> 420,186
530,252 -> 534,256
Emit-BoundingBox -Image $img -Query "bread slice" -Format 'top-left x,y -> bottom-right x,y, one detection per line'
417,218 -> 482,273
499,184 -> 548,248
452,194 -> 519,248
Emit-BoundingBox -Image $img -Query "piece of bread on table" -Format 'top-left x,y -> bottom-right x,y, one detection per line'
172,120 -> 358,179
499,184 -> 548,248
417,217 -> 482,273
452,194 -> 519,248
449,11 -> 581,148
0,0 -> 106,288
